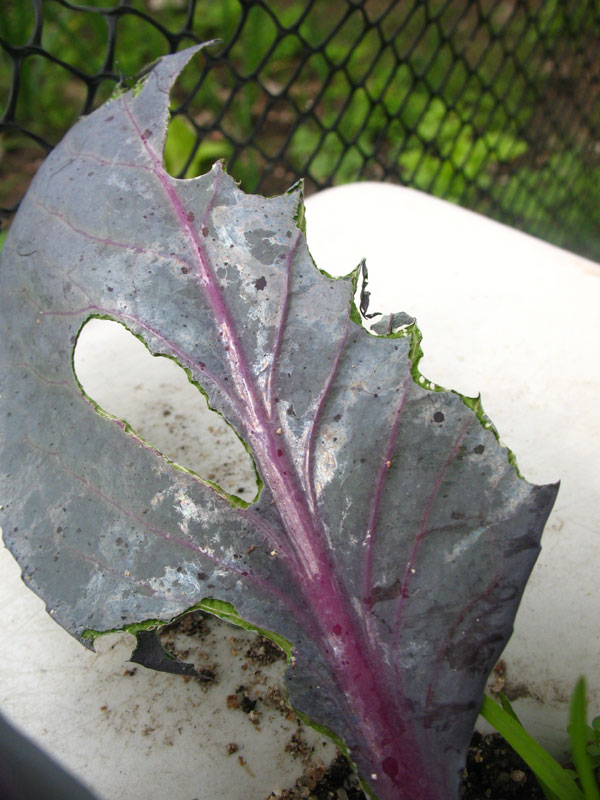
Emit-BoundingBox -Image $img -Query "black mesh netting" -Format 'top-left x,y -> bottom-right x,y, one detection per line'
1,0 -> 600,260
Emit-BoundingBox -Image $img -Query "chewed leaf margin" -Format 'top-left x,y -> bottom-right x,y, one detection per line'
363,293 -> 522,476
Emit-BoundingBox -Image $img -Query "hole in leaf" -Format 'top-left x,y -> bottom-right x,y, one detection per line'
73,318 -> 259,502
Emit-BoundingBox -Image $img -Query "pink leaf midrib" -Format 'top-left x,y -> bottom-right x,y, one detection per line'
121,95 -> 436,798
122,97 -> 330,582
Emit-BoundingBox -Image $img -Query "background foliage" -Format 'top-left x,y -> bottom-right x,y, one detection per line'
1,0 -> 600,261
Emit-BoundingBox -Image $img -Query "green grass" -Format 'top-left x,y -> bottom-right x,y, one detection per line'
481,680 -> 600,800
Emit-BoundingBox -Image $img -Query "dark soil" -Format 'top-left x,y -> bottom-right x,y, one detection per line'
461,732 -> 546,800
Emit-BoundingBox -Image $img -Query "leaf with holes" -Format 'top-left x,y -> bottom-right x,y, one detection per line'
0,46 -> 557,800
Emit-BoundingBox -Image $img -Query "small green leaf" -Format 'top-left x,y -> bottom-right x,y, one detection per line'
569,678 -> 600,800
498,692 -> 522,723
496,693 -> 561,800
481,695 -> 585,800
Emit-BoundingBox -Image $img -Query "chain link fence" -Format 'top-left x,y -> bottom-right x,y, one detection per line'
2,0 -> 600,260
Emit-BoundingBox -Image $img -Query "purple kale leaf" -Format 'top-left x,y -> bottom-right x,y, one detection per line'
0,46 -> 557,800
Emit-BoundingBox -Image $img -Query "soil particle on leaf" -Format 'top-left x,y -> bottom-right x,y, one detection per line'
460,732 -> 546,799
195,666 -> 217,682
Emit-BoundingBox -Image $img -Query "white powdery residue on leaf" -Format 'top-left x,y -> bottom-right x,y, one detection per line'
445,526 -> 485,563
340,497 -> 355,544
81,569 -> 108,604
313,450 -> 338,500
313,422 -> 352,499
235,266 -> 282,336
147,564 -> 203,600
213,211 -> 239,249
253,350 -> 274,395
150,489 -> 165,509
106,173 -> 134,193
173,488 -> 209,534
77,569 -> 135,625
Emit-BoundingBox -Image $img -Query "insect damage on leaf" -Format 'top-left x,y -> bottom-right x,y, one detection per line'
72,316 -> 261,503
0,45 -> 558,800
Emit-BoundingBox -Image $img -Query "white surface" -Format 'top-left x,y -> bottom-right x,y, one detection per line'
1,182 -> 599,796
